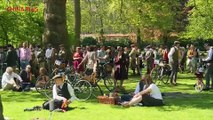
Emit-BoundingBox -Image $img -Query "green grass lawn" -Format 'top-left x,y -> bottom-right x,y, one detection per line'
1,73 -> 213,120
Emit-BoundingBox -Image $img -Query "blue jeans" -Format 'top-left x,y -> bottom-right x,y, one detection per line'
20,60 -> 29,70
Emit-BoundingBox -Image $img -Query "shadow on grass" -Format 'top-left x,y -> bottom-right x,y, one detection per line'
159,92 -> 213,111
1,91 -> 46,102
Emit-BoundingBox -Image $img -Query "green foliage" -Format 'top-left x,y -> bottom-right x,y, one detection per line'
0,0 -> 212,47
0,0 -> 44,46
2,74 -> 213,120
103,38 -> 131,48
181,0 -> 213,40
81,37 -> 97,46
80,0 -> 179,42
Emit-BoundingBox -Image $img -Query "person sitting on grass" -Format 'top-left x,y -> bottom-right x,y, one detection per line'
19,65 -> 33,91
1,67 -> 23,91
35,67 -> 49,88
52,74 -> 75,111
120,76 -> 144,102
122,74 -> 163,107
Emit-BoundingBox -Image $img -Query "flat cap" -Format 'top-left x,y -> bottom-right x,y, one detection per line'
174,41 -> 180,44
52,74 -> 63,80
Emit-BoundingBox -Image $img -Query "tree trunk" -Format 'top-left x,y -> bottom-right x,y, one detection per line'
74,0 -> 81,46
0,95 -> 4,120
137,28 -> 141,47
43,0 -> 69,49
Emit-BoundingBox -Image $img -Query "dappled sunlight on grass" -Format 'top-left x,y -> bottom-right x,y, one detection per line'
1,71 -> 213,120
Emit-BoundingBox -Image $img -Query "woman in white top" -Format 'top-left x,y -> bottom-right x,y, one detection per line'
122,74 -> 163,107
78,46 -> 97,75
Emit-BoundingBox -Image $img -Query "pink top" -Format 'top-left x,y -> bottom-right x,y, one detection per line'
19,47 -> 31,61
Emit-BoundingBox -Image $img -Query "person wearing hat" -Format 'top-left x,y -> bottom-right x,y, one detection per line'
145,45 -> 154,74
203,43 -> 213,90
52,74 -> 75,110
168,41 -> 181,85
129,44 -> 139,75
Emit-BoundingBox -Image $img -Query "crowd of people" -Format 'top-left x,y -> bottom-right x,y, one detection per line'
0,40 -> 213,109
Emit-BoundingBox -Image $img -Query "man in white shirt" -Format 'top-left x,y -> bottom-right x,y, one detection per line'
203,44 -> 213,90
1,67 -> 23,90
45,44 -> 54,74
168,41 -> 180,85
97,46 -> 108,64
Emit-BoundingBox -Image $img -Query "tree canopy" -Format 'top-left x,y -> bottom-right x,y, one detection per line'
0,0 -> 213,47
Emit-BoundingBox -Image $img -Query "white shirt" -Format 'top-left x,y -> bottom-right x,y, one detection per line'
1,72 -> 23,87
45,48 -> 53,59
145,84 -> 163,100
168,46 -> 178,63
97,50 -> 107,63
53,83 -> 75,102
84,51 -> 96,69
205,47 -> 213,61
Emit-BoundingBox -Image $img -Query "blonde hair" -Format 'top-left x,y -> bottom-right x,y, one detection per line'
6,67 -> 13,73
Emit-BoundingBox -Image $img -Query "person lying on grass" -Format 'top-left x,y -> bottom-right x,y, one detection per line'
122,74 -> 164,107
52,74 -> 75,111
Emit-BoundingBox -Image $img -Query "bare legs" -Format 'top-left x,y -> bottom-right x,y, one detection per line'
122,94 -> 142,107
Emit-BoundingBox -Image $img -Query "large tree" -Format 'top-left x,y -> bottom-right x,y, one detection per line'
43,0 -> 69,49
74,0 -> 81,45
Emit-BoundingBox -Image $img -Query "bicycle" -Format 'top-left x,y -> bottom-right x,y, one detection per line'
194,59 -> 206,92
96,62 -> 114,92
44,71 -> 93,101
151,61 -> 171,84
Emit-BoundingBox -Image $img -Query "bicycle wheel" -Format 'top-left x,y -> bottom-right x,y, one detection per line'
104,75 -> 114,92
195,82 -> 204,92
161,69 -> 170,84
91,83 -> 103,98
150,68 -> 158,83
73,80 -> 92,101
160,74 -> 170,84
44,79 -> 54,99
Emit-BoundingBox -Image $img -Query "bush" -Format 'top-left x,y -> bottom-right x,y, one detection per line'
103,38 -> 132,48
81,37 -> 97,46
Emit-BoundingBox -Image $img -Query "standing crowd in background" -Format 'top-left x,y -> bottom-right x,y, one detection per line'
0,41 -> 213,92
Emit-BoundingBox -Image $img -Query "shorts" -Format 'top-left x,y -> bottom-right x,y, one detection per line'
141,94 -> 164,106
